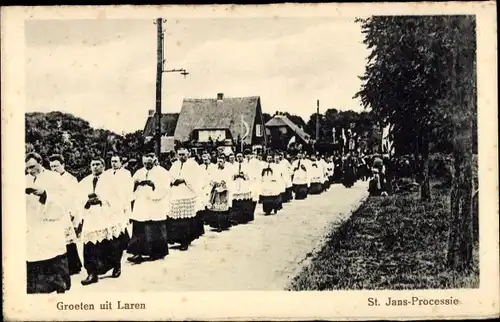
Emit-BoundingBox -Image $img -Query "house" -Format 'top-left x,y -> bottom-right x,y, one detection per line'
174,93 -> 267,151
143,110 -> 179,153
265,114 -> 312,151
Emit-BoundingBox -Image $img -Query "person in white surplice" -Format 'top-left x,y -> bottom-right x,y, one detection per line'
229,152 -> 255,224
127,152 -> 170,263
106,154 -> 134,236
26,152 -> 71,294
167,147 -> 200,251
291,151 -> 310,200
79,157 -> 129,286
48,154 -> 83,276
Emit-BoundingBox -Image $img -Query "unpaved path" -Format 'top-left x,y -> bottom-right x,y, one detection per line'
71,181 -> 368,292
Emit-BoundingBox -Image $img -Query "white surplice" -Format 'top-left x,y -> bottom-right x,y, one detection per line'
309,160 -> 325,184
131,165 -> 170,222
246,158 -> 262,202
57,171 -> 81,244
280,159 -> 293,189
199,163 -> 216,210
291,159 -> 310,186
260,162 -> 281,196
26,169 -> 68,262
230,161 -> 253,201
79,172 -> 125,244
106,167 -> 134,226
169,159 -> 200,219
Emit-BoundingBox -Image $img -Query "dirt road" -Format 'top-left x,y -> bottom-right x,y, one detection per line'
71,181 -> 368,292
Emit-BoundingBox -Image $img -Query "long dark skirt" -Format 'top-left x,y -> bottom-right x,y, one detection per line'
231,199 -> 254,224
343,170 -> 356,188
260,195 -> 282,215
293,184 -> 308,200
281,188 -> 293,203
248,201 -> 257,222
192,212 -> 205,239
27,253 -> 71,294
205,209 -> 232,230
309,182 -> 323,195
127,220 -> 169,258
167,217 -> 196,246
66,243 -> 82,275
84,232 -> 128,275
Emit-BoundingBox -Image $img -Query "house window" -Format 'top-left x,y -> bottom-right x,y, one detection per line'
198,129 -> 226,142
256,124 -> 263,137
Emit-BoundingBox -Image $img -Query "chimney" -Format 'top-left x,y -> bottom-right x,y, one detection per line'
148,109 -> 155,117
217,93 -> 224,100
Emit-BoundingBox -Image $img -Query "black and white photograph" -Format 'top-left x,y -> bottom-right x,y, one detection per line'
2,2 -> 498,321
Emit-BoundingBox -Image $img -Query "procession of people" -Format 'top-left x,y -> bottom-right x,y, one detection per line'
25,146 -> 383,294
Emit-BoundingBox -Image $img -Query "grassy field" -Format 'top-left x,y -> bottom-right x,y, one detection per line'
288,181 -> 479,290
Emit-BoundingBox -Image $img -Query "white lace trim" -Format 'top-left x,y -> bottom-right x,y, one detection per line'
83,223 -> 127,244
232,192 -> 252,201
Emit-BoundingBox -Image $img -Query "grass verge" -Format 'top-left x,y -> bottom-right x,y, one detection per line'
288,181 -> 479,290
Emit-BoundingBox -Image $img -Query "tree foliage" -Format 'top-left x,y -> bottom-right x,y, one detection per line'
354,15 -> 477,271
25,112 -> 149,180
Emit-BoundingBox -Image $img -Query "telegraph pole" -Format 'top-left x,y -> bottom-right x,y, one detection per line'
155,18 -> 163,158
316,99 -> 320,141
153,18 -> 189,158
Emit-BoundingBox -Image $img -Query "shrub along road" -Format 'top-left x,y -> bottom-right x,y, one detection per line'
70,181 -> 369,292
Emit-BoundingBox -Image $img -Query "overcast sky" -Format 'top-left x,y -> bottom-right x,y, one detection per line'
25,18 -> 369,134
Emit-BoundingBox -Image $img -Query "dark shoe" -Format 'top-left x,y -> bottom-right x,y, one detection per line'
127,255 -> 144,263
81,274 -> 98,286
149,255 -> 165,261
111,267 -> 121,278
179,244 -> 189,251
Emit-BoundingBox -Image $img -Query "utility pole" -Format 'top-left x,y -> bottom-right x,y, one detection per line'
316,99 -> 320,141
153,18 -> 189,158
155,18 -> 163,158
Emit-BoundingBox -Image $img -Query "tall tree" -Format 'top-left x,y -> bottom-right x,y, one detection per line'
354,16 -> 461,201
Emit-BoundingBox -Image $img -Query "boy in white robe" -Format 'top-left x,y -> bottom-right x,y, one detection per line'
127,153 -> 170,263
167,148 -> 200,251
230,152 -> 255,224
49,154 -> 82,276
260,153 -> 283,215
291,151 -> 309,200
26,152 -> 71,294
79,158 -> 129,285
308,154 -> 325,195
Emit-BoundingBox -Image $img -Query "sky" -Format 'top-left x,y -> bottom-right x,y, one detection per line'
25,18 -> 369,134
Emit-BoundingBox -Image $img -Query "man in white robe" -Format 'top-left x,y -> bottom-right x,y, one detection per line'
79,158 -> 129,285
205,154 -> 233,231
127,153 -> 170,263
277,152 -> 293,203
245,150 -> 261,216
26,152 -> 71,294
106,154 -> 134,235
167,148 -> 200,251
273,153 -> 288,204
198,152 -> 216,224
49,154 -> 82,276
291,151 -> 310,200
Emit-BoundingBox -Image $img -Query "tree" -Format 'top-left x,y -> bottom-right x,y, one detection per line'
354,16 -> 463,201
355,15 -> 477,271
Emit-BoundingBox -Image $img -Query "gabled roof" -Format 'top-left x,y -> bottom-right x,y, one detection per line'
143,113 -> 179,137
174,96 -> 262,145
265,115 -> 311,143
